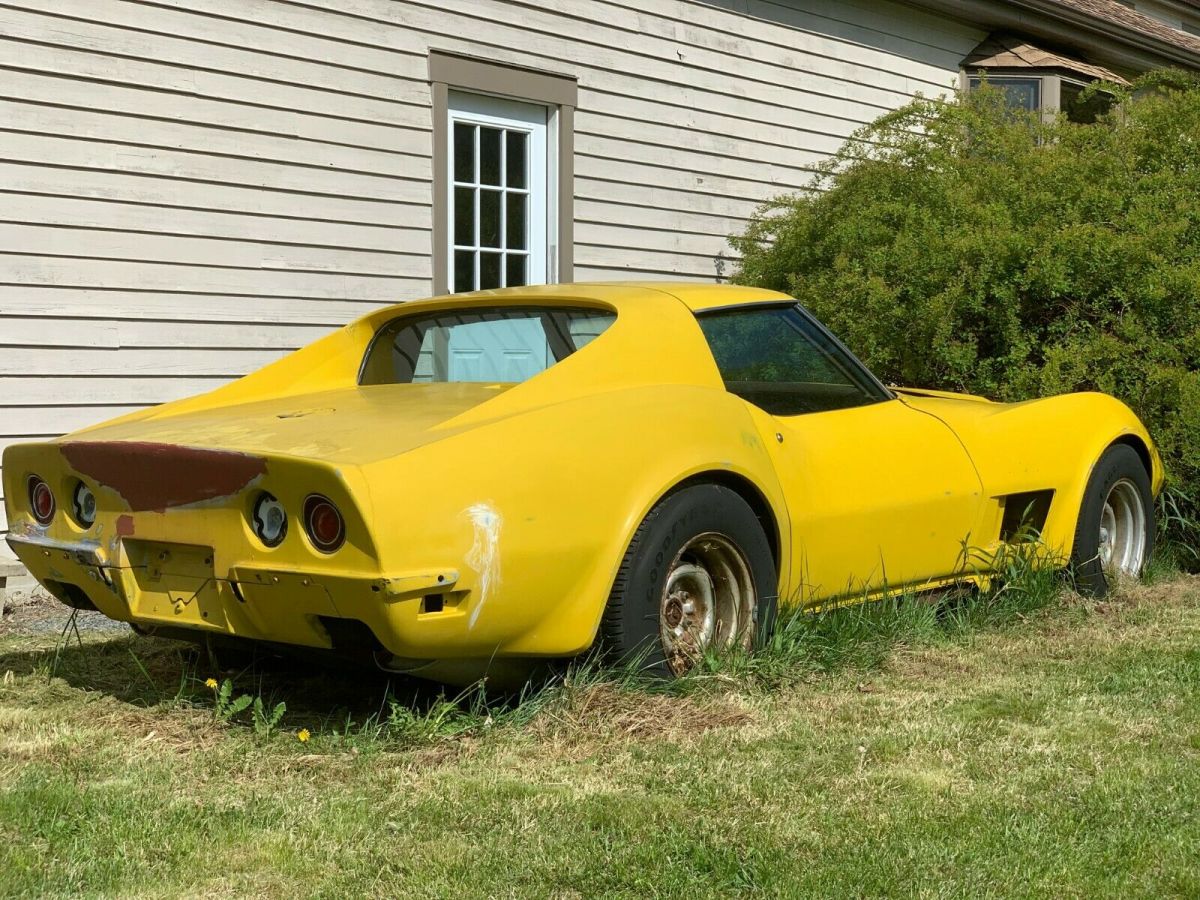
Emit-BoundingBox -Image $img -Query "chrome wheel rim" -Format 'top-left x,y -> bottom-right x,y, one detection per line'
1098,478 -> 1147,577
660,532 -> 755,675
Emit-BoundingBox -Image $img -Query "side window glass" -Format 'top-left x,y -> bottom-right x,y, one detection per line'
697,305 -> 887,416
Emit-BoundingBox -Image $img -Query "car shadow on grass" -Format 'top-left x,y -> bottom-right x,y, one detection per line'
0,605 -> 474,735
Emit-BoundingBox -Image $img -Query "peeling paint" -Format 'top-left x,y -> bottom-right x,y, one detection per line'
61,441 -> 267,512
116,515 -> 136,537
464,502 -> 502,629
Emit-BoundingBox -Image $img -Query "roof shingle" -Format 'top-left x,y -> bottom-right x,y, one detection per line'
1046,0 -> 1200,57
964,32 -> 1132,82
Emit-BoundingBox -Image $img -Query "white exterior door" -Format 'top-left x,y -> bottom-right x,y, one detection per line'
447,91 -> 548,293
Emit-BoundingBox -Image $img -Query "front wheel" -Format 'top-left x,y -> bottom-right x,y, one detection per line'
1071,444 -> 1154,597
600,484 -> 777,677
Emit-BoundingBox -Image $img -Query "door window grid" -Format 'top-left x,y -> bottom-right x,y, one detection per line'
452,121 -> 531,292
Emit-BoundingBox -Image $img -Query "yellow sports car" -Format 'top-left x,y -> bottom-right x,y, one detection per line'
3,283 -> 1161,682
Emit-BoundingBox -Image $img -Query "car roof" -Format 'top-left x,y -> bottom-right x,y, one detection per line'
379,281 -> 792,315
586,282 -> 793,312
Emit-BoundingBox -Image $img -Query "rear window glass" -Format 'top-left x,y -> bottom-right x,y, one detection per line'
359,306 -> 615,385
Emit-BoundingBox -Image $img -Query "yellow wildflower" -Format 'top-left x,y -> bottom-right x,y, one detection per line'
204,678 -> 218,690
297,728 -> 311,743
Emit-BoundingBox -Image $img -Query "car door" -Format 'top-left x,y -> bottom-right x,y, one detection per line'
697,304 -> 984,604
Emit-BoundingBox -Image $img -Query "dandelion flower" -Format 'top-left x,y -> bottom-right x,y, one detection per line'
205,678 -> 218,690
297,728 -> 311,743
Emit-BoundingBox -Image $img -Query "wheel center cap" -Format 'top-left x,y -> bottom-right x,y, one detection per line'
664,592 -> 686,628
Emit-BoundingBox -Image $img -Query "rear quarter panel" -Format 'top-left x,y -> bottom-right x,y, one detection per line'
355,383 -> 789,658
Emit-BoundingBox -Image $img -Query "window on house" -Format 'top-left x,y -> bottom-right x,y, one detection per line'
968,76 -> 1040,111
1060,81 -> 1113,124
968,74 -> 1114,124
449,93 -> 547,293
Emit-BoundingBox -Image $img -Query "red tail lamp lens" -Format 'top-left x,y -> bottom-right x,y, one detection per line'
303,495 -> 345,553
28,476 -> 55,525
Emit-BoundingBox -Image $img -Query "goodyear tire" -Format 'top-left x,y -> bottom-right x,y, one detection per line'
1071,444 -> 1154,598
601,484 -> 777,677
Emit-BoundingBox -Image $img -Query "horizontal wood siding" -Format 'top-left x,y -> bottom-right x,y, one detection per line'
0,0 -> 985,550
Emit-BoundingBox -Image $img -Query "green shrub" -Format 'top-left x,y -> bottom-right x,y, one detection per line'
731,72 -> 1200,558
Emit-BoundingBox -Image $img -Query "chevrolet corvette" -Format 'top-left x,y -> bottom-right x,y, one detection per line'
3,283 -> 1162,682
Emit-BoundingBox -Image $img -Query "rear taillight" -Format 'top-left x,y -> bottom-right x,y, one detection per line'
251,492 -> 287,548
303,495 -> 345,553
28,476 -> 55,525
71,481 -> 97,528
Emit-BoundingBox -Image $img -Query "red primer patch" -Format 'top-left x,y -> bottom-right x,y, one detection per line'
116,514 -> 135,537
62,442 -> 267,512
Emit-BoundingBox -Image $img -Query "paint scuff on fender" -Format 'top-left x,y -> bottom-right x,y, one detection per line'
463,502 -> 502,629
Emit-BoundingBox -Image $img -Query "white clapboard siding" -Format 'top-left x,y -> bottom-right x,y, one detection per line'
12,0 -> 423,76
0,70 -> 423,156
576,222 -> 736,261
0,347 -> 291,377
0,288 -> 391,326
577,134 -> 826,194
0,405 -> 149,437
0,376 -> 233,406
0,224 -> 420,276
576,199 -> 750,240
577,109 -> 851,168
0,0 -> 985,546
4,257 -> 429,300
594,0 -> 980,71
0,132 -> 430,205
0,38 -> 428,129
575,179 -> 768,223
0,5 -> 414,102
0,193 -> 426,254
0,100 -> 425,182
0,317 -> 334,350
0,163 -> 429,228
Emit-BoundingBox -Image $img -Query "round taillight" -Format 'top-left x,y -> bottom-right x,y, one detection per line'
28,476 -> 55,525
303,495 -> 345,553
71,481 -> 97,528
251,492 -> 287,548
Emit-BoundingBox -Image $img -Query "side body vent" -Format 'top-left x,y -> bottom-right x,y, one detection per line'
999,490 -> 1055,542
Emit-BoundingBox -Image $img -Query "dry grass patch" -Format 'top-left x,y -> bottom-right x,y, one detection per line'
530,683 -> 754,745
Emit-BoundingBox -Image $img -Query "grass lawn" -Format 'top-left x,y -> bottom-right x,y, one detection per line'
2,574 -> 1199,898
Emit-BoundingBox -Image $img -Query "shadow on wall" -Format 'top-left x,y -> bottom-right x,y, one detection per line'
694,0 -> 983,79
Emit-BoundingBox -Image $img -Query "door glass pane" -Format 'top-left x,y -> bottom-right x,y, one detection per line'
506,193 -> 526,250
479,128 -> 502,186
454,187 -> 474,247
697,305 -> 889,416
506,254 -> 527,287
480,251 -> 502,289
453,123 -> 475,183
454,250 -> 475,293
479,190 -> 501,248
506,131 -> 527,188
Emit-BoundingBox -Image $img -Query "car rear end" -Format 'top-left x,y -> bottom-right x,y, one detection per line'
1,439 -> 435,656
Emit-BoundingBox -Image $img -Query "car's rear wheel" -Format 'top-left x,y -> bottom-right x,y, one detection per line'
1072,444 -> 1154,597
601,484 -> 777,677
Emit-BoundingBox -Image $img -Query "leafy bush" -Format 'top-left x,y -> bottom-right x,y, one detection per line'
731,72 -> 1200,558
